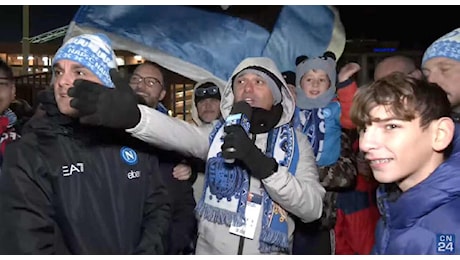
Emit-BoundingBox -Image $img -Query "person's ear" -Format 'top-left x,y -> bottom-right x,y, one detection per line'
431,117 -> 455,152
159,89 -> 166,102
11,83 -> 16,100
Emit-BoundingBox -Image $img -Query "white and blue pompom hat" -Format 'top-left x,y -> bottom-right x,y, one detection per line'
53,33 -> 118,88
422,28 -> 460,66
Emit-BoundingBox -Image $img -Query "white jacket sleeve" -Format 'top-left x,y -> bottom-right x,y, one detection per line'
126,105 -> 213,160
262,129 -> 325,223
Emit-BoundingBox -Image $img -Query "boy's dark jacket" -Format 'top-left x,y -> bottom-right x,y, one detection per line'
0,90 -> 171,254
373,125 -> 460,255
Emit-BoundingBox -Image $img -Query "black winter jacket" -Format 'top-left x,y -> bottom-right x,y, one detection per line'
0,92 -> 170,254
155,149 -> 197,254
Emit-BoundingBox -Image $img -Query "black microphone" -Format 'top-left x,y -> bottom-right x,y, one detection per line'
223,101 -> 253,163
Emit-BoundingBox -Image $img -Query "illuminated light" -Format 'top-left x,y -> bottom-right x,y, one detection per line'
17,56 -> 23,60
42,57 -> 49,66
28,56 -> 34,60
134,55 -> 142,61
116,57 -> 125,66
42,68 -> 48,72
373,48 -> 397,53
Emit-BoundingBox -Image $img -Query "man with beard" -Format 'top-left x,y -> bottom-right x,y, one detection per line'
129,61 -> 197,254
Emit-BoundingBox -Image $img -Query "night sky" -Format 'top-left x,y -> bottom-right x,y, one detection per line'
0,5 -> 458,50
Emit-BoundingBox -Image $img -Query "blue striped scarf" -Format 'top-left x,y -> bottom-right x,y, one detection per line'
196,120 -> 299,253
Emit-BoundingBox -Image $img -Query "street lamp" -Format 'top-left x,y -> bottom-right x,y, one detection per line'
22,5 -> 30,75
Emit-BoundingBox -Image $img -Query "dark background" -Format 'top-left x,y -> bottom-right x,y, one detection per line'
0,5 -> 458,50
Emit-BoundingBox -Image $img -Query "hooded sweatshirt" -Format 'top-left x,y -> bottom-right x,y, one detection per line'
190,78 -> 225,203
127,57 -> 325,254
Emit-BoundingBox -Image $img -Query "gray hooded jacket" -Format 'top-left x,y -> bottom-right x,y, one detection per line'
127,57 -> 325,254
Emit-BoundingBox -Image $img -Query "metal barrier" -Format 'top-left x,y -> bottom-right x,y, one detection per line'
14,72 -> 51,108
13,67 -> 195,121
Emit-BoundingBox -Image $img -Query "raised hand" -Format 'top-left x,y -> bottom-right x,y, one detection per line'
68,69 -> 141,129
338,62 -> 361,83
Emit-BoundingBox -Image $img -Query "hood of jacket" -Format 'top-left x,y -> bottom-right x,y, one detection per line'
220,57 -> 295,128
191,77 -> 225,126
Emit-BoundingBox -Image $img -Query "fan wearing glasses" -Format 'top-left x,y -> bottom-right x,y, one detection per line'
129,61 -> 169,113
0,59 -> 19,167
129,61 -> 197,254
191,80 -> 223,126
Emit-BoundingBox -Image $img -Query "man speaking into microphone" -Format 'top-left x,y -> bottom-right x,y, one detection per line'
68,56 -> 325,255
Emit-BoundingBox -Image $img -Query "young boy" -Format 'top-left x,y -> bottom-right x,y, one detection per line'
292,52 -> 360,254
293,52 -> 358,166
351,72 -> 460,255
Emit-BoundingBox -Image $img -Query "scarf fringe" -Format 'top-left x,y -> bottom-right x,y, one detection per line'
259,228 -> 290,253
196,200 -> 245,227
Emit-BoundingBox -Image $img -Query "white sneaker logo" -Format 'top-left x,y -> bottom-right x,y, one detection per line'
62,163 -> 84,177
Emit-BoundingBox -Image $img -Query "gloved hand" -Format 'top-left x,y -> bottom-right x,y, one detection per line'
221,125 -> 278,179
68,69 -> 141,129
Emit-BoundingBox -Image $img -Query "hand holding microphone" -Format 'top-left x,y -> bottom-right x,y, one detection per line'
221,101 -> 278,180
222,101 -> 253,163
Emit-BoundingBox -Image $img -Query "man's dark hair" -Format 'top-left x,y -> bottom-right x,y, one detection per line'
0,59 -> 14,81
351,72 -> 451,131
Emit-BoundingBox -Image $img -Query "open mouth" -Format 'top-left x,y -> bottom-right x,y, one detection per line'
368,158 -> 393,166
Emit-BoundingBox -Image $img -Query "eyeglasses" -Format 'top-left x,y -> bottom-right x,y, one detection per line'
130,73 -> 163,88
195,85 -> 219,96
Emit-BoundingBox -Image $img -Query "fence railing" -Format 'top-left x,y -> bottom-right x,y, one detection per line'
14,72 -> 51,108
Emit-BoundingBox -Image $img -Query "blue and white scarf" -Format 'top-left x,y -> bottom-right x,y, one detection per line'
3,108 -> 17,128
293,107 -> 326,162
195,119 -> 299,253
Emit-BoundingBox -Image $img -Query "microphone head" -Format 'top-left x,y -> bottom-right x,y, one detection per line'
230,101 -> 253,120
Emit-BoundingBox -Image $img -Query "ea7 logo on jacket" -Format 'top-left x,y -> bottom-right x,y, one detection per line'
62,163 -> 84,177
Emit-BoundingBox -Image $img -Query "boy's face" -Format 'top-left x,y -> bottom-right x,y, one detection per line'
53,60 -> 103,117
359,105 -> 448,191
300,70 -> 331,99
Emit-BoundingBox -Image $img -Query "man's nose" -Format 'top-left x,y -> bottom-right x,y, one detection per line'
132,80 -> 146,91
426,72 -> 440,85
244,81 -> 254,92
57,73 -> 74,88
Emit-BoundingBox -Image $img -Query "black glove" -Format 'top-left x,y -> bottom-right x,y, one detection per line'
37,89 -> 60,116
68,69 -> 141,129
221,125 -> 278,179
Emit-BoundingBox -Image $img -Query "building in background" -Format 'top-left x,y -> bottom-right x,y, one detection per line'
1,33 -> 424,122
